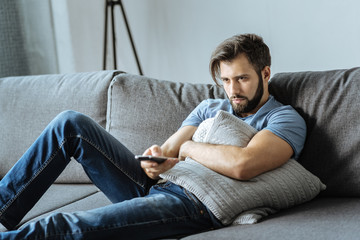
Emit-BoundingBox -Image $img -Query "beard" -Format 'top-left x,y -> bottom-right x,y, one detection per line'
230,72 -> 264,117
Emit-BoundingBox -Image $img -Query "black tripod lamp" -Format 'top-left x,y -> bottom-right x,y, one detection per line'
103,0 -> 143,75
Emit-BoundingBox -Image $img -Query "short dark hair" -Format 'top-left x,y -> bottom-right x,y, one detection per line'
209,34 -> 271,85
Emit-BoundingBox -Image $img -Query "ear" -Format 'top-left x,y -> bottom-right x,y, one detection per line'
262,66 -> 271,82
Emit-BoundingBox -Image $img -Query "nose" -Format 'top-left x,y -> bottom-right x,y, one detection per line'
229,80 -> 241,96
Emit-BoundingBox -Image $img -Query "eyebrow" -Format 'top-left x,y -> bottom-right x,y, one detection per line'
220,74 -> 250,80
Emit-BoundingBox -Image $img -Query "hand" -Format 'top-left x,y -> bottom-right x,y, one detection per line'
141,145 -> 179,179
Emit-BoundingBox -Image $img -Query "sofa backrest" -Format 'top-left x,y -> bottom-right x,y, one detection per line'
269,67 -> 360,197
4,68 -> 358,196
0,71 -> 118,183
106,73 -> 226,155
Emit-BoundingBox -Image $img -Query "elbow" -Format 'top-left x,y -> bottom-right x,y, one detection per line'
233,170 -> 253,181
231,161 -> 254,181
226,148 -> 256,180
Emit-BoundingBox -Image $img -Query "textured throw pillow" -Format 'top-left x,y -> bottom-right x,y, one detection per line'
161,110 -> 326,225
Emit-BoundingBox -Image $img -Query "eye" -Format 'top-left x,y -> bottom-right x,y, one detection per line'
238,76 -> 248,82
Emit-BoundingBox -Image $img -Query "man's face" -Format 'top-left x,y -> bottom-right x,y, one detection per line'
220,54 -> 266,117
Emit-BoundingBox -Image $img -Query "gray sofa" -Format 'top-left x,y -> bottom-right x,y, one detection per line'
1,67 -> 360,239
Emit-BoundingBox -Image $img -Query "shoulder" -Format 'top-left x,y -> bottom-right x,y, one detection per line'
200,98 -> 230,107
249,96 -> 305,129
266,98 -> 306,129
180,99 -> 231,128
262,97 -> 307,159
195,98 -> 232,117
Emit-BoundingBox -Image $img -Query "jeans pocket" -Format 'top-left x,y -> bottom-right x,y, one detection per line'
183,189 -> 206,215
151,181 -> 172,192
182,188 -> 224,228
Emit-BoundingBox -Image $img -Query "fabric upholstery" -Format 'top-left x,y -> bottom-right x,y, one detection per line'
1,69 -> 360,239
106,73 -> 226,155
183,197 -> 360,240
0,71 -> 119,183
269,67 -> 360,197
17,184 -> 111,230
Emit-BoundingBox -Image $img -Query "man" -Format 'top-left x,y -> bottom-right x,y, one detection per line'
0,34 -> 306,239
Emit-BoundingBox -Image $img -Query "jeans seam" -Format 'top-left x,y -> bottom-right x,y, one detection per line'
0,132 -> 146,229
183,189 -> 203,214
72,134 -> 146,190
36,215 -> 195,240
0,137 -> 67,224
35,231 -> 83,240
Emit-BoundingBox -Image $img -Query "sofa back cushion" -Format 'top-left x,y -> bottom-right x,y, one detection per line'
269,67 -> 360,197
0,71 -> 118,183
106,73 -> 226,155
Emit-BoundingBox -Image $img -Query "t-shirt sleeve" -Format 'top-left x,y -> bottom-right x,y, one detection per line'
180,100 -> 209,128
264,107 -> 307,159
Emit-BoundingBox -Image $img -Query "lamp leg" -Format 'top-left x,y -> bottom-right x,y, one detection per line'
103,0 -> 143,74
119,0 -> 143,75
102,0 -> 108,70
111,2 -> 117,69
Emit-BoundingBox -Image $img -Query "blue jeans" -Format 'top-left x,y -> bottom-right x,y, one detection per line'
0,111 -> 222,240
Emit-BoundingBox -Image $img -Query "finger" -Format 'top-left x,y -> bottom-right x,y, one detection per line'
142,148 -> 152,156
144,158 -> 179,179
140,160 -> 159,168
149,145 -> 162,156
142,145 -> 162,156
150,158 -> 179,172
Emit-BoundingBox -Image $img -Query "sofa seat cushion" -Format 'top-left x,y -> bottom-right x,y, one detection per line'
182,197 -> 360,240
269,67 -> 360,197
15,184 -> 111,231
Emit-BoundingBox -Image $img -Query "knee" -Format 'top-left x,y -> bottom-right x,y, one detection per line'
51,110 -> 91,133
56,110 -> 86,124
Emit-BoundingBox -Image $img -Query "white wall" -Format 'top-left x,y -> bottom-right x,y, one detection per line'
24,0 -> 360,84
17,0 -> 58,75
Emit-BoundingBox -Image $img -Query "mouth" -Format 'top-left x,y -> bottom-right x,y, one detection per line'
230,96 -> 247,104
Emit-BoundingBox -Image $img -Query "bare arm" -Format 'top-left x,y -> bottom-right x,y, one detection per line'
141,126 -> 197,179
179,129 -> 293,180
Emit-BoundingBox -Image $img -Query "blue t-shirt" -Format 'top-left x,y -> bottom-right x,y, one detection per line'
181,95 -> 307,159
